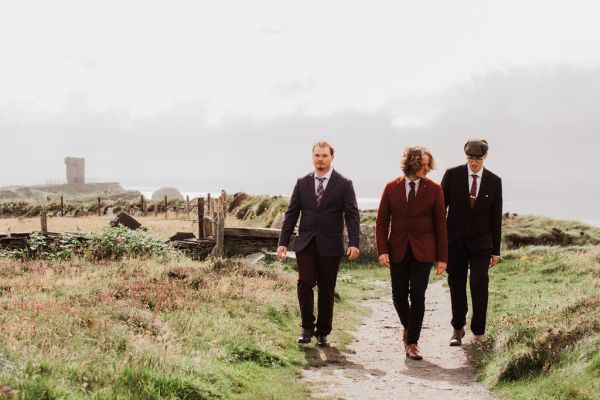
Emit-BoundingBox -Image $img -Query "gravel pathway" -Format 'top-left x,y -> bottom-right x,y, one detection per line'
302,280 -> 496,399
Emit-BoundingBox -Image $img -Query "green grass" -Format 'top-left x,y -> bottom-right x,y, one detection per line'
0,253 -> 383,399
469,244 -> 600,400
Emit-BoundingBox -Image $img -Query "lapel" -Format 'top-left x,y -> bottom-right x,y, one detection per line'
307,173 -> 318,208
461,164 -> 471,208
397,176 -> 408,212
317,169 -> 339,208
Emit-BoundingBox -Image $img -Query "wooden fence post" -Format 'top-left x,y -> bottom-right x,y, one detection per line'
97,197 -> 102,217
40,209 -> 48,234
141,195 -> 146,216
60,196 -> 64,217
186,195 -> 190,218
164,196 -> 168,219
198,197 -> 205,239
211,191 -> 226,257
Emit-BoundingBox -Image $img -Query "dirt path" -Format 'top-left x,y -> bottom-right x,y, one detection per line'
302,280 -> 496,400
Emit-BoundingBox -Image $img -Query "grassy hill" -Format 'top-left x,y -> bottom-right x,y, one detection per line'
470,215 -> 600,399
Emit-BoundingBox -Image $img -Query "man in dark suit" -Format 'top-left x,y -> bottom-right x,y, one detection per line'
277,141 -> 360,346
441,139 -> 502,346
376,146 -> 448,360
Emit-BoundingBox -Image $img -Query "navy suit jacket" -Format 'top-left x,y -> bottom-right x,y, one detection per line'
278,169 -> 360,257
441,164 -> 503,256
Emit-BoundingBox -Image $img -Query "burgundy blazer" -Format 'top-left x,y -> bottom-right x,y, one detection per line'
376,176 -> 448,263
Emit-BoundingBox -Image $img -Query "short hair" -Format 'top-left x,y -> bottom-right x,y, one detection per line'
312,140 -> 335,156
401,146 -> 436,175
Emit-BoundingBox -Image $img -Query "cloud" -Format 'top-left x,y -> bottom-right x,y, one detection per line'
2,65 -> 599,223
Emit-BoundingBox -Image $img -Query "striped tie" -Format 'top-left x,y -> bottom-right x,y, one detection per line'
316,177 -> 326,206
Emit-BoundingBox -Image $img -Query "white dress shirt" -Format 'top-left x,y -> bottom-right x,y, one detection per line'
404,178 -> 421,201
314,168 -> 333,193
468,168 -> 483,197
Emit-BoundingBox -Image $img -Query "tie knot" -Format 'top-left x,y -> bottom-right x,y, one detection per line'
409,181 -> 416,188
472,174 -> 478,180
316,177 -> 326,183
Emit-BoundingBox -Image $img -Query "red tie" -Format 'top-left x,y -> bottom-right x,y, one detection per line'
470,175 -> 478,208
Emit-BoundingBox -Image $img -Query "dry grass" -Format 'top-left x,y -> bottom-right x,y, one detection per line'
1,214 -> 249,240
0,216 -> 198,240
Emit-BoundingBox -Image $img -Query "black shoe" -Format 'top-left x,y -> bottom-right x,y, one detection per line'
316,335 -> 329,347
297,328 -> 313,344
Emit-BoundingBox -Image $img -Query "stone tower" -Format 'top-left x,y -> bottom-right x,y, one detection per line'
65,157 -> 85,184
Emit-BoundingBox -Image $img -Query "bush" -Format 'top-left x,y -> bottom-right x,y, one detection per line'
2,227 -> 179,263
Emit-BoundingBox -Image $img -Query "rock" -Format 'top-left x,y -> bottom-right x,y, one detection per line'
151,187 -> 184,201
270,212 -> 285,229
244,252 -> 266,265
110,212 -> 143,230
344,224 -> 377,259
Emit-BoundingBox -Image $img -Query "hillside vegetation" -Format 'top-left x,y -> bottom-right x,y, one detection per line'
0,226 -> 383,399
470,216 -> 600,399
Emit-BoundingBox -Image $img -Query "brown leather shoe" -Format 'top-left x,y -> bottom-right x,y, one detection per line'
449,328 -> 465,346
405,344 -> 423,360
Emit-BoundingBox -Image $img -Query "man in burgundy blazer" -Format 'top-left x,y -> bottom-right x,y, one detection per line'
376,146 -> 448,360
277,141 -> 360,346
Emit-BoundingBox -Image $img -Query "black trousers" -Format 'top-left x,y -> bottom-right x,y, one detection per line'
390,246 -> 432,345
447,245 -> 490,335
296,238 -> 341,336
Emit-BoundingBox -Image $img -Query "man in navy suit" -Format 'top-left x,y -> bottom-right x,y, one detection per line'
277,141 -> 360,346
441,139 -> 502,346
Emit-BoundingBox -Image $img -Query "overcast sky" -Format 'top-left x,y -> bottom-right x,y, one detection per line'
1,1 -> 599,224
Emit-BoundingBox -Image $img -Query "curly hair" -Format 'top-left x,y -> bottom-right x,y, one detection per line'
401,146 -> 436,175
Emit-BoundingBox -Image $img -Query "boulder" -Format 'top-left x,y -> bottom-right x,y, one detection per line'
110,212 -> 143,230
151,187 -> 184,201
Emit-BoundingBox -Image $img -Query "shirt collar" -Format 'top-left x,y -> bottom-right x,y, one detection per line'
405,177 -> 421,185
314,168 -> 333,181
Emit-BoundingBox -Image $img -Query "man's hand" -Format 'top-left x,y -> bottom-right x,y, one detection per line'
435,261 -> 447,275
277,246 -> 288,261
347,246 -> 360,261
378,254 -> 390,268
489,255 -> 500,268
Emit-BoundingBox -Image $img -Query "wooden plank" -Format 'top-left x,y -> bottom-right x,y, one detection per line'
224,227 -> 282,239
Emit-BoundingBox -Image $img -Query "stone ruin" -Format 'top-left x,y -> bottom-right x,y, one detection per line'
65,157 -> 85,184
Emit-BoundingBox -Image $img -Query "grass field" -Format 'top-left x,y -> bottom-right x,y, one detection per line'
470,243 -> 600,399
2,209 -> 599,399
0,248 -> 386,399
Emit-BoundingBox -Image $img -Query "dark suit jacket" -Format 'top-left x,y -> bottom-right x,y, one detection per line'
441,164 -> 503,256
278,169 -> 360,257
375,176 -> 448,264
